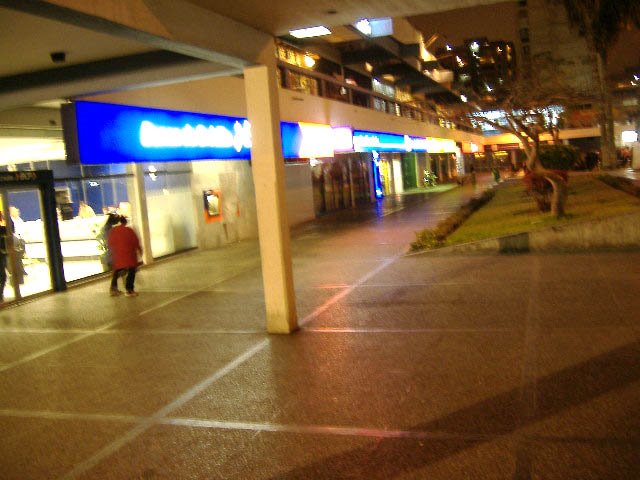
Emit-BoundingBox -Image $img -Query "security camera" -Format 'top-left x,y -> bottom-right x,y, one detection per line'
50,51 -> 66,63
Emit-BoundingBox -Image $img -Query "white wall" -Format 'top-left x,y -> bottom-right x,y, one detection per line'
190,160 -> 258,248
284,163 -> 315,226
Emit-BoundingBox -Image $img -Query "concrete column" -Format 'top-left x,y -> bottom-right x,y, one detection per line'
632,142 -> 640,170
244,58 -> 298,334
131,164 -> 153,265
348,157 -> 356,208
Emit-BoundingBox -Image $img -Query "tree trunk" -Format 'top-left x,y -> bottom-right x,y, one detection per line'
546,173 -> 568,218
528,147 -> 568,218
595,51 -> 616,169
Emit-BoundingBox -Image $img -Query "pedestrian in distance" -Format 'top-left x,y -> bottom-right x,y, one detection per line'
107,216 -> 142,297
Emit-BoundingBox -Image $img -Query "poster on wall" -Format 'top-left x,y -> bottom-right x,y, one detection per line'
203,189 -> 222,223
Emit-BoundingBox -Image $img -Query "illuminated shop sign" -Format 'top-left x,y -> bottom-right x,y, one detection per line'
353,130 -> 429,152
65,101 -> 253,164
425,137 -> 457,153
332,126 -> 354,152
64,101 -> 340,163
281,122 -> 336,158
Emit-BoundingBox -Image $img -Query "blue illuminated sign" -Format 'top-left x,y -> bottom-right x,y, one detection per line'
280,122 -> 303,159
66,101 -> 335,164
352,129 -> 428,153
71,101 -> 252,163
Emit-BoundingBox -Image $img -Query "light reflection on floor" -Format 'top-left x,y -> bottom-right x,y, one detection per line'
2,258 -> 104,303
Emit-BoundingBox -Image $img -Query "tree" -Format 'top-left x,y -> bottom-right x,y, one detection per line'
556,0 -> 640,168
459,58 -> 586,217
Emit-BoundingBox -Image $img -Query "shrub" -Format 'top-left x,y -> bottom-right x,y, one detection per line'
538,145 -> 580,170
411,190 -> 496,251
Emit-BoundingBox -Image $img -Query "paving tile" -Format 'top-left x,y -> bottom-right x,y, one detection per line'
372,255 -> 537,286
527,440 -> 640,480
0,417 -> 131,480
303,283 -> 527,330
113,291 -> 266,331
525,329 -> 640,439
304,302 -> 526,330
0,332 -> 80,364
76,425 -> 518,480
535,281 -> 627,327
175,331 -> 525,434
0,333 -> 264,416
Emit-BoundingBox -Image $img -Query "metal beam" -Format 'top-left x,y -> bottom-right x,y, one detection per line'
0,0 -> 263,68
0,51 -> 199,94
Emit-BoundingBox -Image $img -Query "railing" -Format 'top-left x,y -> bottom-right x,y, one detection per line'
277,62 -> 478,134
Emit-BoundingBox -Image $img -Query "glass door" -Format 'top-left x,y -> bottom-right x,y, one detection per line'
1,188 -> 52,303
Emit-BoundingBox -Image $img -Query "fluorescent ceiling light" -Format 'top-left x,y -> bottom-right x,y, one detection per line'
289,26 -> 331,38
354,19 -> 372,36
621,130 -> 638,143
354,17 -> 392,37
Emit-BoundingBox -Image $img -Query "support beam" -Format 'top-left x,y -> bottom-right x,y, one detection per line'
131,164 -> 153,266
244,47 -> 298,334
0,0 -> 269,66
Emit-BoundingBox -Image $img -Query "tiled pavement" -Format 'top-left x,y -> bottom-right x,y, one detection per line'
0,178 -> 638,479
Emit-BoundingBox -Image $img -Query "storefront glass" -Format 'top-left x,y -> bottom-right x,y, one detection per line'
1,188 -> 52,301
52,163 -> 135,282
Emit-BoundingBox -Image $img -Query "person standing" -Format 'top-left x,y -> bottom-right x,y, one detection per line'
96,213 -> 120,274
107,216 -> 142,297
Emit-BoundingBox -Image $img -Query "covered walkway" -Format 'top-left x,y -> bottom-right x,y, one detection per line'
1,182 -> 638,479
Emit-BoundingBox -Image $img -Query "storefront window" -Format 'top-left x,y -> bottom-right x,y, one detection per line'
50,161 -> 135,282
352,91 -> 370,107
286,70 -> 319,96
325,82 -> 349,102
373,97 -> 387,113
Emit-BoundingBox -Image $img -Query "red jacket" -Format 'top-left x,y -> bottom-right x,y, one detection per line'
108,225 -> 142,270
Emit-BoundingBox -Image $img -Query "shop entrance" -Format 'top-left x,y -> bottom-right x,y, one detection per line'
0,171 -> 65,303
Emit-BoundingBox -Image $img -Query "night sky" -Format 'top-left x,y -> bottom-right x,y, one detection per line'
408,1 -> 640,77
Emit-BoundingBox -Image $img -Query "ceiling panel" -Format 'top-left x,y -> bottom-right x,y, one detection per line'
0,7 -> 154,77
185,0 -> 506,35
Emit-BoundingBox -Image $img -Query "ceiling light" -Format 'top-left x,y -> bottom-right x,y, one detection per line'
354,19 -> 372,36
289,26 -> 331,38
354,18 -> 393,37
303,54 -> 316,68
460,94 -> 468,102
364,62 -> 373,72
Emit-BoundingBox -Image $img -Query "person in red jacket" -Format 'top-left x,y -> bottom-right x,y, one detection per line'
107,216 -> 142,297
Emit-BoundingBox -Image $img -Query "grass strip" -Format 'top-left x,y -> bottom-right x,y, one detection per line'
412,175 -> 640,251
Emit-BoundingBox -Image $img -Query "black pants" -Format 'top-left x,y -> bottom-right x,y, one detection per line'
111,267 -> 137,293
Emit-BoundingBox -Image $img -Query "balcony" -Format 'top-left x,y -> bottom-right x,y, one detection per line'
277,61 -> 477,133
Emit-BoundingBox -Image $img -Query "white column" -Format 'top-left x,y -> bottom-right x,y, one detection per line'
131,164 -> 153,265
348,157 -> 356,208
244,59 -> 298,334
632,142 -> 640,170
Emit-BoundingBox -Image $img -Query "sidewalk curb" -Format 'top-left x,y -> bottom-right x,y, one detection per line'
406,210 -> 640,256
